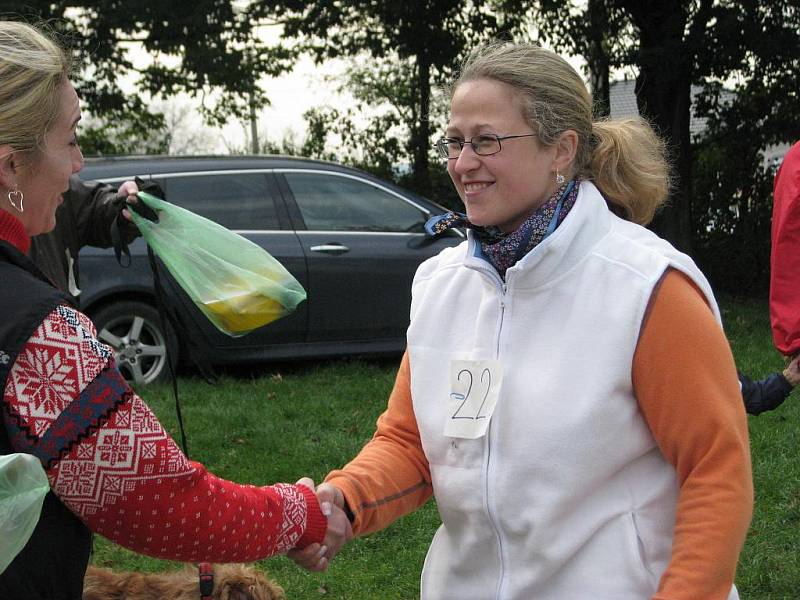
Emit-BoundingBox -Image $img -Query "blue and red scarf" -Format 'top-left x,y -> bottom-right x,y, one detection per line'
426,178 -> 580,278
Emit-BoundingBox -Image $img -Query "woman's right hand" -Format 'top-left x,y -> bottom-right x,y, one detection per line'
288,481 -> 353,571
783,355 -> 800,387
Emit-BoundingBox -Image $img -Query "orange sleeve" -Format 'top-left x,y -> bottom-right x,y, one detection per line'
634,270 -> 753,600
325,351 -> 433,536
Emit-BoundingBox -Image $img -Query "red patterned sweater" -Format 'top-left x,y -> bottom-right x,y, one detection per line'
1,212 -> 326,562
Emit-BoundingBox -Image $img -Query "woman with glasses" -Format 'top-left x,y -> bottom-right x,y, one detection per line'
292,42 -> 752,599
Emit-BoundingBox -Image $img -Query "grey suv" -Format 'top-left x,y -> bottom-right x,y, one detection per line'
78,156 -> 463,385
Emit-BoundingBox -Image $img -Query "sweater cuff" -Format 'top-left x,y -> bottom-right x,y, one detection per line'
295,484 -> 327,548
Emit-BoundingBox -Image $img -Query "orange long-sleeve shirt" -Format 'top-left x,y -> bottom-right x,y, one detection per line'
326,269 -> 753,599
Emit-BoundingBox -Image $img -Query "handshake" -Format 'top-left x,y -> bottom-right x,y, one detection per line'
290,478 -> 353,571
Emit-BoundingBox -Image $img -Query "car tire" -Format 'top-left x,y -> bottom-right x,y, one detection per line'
91,300 -> 179,386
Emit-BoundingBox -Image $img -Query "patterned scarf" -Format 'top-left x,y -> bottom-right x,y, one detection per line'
426,178 -> 580,278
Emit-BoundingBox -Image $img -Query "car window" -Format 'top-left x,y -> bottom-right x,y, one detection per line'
158,173 -> 280,230
284,172 -> 428,233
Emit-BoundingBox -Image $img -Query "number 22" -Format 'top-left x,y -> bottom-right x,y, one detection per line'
450,368 -> 492,420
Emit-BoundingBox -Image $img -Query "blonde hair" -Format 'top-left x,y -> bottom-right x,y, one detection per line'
452,42 -> 670,225
0,20 -> 72,158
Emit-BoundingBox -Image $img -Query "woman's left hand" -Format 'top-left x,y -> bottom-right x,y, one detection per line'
117,180 -> 139,222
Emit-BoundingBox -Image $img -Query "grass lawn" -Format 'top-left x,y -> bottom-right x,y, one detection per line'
90,296 -> 799,599
724,298 -> 800,598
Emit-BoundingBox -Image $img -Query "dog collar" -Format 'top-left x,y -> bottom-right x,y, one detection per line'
198,562 -> 214,599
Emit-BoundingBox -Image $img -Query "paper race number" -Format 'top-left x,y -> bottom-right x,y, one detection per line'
443,359 -> 503,439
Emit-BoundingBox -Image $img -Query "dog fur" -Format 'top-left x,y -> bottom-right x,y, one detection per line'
82,563 -> 285,600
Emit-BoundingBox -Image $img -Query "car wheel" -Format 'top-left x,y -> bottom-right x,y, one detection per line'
91,300 -> 178,386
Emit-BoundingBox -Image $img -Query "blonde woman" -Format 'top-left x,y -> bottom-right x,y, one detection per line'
293,43 -> 753,599
0,21 -> 349,600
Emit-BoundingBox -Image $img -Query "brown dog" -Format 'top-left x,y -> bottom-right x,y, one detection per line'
82,563 -> 285,600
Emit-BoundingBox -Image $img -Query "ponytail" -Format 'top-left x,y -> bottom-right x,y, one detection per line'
584,118 -> 671,226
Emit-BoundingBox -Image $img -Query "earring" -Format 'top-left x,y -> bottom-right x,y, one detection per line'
555,171 -> 565,185
7,188 -> 24,213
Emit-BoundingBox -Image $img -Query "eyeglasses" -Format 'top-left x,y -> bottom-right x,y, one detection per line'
435,133 -> 538,159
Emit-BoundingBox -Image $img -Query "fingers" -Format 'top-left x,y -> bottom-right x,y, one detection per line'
295,477 -> 316,491
288,482 -> 352,572
287,477 -> 327,571
320,498 -> 353,564
287,542 -> 329,572
316,482 -> 343,508
315,481 -> 350,559
784,355 -> 800,386
117,180 -> 139,199
117,181 -> 140,223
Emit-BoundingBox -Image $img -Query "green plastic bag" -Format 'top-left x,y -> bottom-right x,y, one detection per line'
129,191 -> 306,337
0,453 -> 49,574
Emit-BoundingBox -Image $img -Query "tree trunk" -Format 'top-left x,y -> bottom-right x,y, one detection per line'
587,0 -> 611,118
412,54 -> 432,197
249,98 -> 260,155
635,64 -> 693,252
630,3 -> 694,252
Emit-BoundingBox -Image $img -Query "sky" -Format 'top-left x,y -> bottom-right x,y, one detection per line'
107,23 -> 592,156
220,53 -> 351,152
112,23 -> 356,155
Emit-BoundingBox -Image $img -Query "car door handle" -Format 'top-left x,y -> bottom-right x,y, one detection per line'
310,244 -> 350,254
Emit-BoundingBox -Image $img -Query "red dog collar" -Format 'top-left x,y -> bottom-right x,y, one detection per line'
198,562 -> 214,599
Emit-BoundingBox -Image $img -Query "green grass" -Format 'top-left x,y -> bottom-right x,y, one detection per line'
91,298 -> 800,599
723,298 -> 800,599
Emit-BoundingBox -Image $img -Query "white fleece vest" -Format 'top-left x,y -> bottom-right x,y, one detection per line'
407,182 -> 737,600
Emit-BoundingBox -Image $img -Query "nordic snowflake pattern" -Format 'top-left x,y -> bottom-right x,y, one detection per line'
2,305 -> 319,562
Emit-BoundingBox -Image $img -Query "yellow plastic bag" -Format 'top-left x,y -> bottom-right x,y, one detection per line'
129,192 -> 306,337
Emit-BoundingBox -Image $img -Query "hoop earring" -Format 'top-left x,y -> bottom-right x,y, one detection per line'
555,171 -> 565,185
7,188 -> 24,213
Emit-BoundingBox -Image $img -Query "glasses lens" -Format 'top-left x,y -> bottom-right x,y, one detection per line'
437,138 -> 463,159
472,135 -> 501,156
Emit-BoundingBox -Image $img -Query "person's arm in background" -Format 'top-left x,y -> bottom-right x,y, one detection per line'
634,269 -> 753,600
2,304 -> 338,562
739,356 -> 800,415
67,175 -> 139,249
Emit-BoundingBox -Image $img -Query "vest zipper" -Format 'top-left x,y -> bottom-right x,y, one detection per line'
468,255 -> 510,598
488,280 -> 507,600
496,283 -> 507,357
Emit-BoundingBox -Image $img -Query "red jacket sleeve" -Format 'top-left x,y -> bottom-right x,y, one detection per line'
770,141 -> 800,355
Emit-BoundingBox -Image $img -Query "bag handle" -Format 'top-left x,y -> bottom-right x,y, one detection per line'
111,177 -> 160,268
106,179 -> 202,458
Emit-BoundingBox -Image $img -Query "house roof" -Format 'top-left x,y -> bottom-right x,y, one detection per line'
608,79 -> 786,165
608,79 -> 734,137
